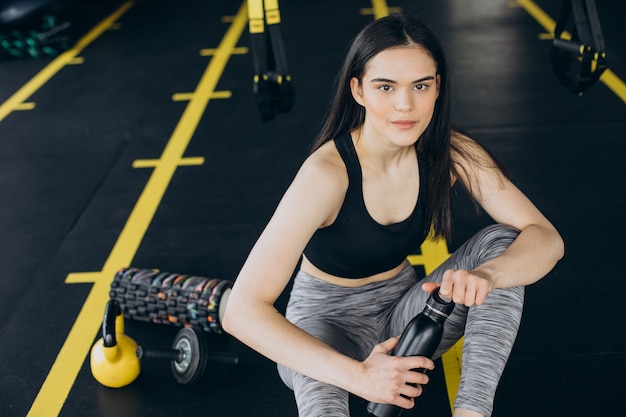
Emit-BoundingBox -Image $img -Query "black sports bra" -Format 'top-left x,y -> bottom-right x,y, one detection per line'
303,134 -> 429,278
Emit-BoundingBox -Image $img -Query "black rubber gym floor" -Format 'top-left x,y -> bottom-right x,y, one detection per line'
1,0 -> 624,416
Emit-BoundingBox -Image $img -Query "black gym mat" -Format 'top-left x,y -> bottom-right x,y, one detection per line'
0,1 -> 624,416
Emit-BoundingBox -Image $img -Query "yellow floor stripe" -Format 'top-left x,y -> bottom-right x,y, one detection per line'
172,91 -> 232,101
172,92 -> 194,101
25,3 -> 249,416
68,57 -> 85,65
0,2 -> 134,123
14,102 -> 36,111
369,0 -> 390,20
599,69 -> 626,103
515,0 -> 555,31
409,239 -> 461,411
132,156 -> 205,168
359,6 -> 402,16
201,46 -> 249,56
366,0 -> 462,410
516,0 -> 626,103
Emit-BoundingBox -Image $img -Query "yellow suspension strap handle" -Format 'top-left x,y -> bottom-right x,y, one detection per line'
248,0 -> 294,121
549,0 -> 607,95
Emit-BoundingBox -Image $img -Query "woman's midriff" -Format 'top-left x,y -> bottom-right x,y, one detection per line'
300,255 -> 406,287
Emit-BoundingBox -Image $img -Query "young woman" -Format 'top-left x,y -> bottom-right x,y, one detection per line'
222,14 -> 563,417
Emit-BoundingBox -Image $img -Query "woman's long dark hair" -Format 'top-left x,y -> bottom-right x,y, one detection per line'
310,15 -> 456,240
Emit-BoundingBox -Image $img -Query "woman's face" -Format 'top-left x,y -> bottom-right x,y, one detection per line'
350,45 -> 440,146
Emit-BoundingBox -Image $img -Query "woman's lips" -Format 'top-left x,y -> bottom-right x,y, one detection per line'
392,120 -> 417,129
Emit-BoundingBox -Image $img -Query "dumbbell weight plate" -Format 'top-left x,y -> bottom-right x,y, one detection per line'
170,327 -> 208,385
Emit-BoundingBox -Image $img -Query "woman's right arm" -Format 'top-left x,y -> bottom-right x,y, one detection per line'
222,152 -> 362,388
221,152 -> 433,407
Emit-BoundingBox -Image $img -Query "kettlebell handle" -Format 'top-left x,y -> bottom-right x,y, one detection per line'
102,299 -> 122,348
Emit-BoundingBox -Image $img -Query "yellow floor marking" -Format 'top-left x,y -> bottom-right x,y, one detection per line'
25,2 -> 249,416
0,2 -> 134,123
362,0 -> 462,409
14,102 -> 36,111
407,237 -> 451,274
359,6 -> 402,16
412,2 -> 626,409
68,57 -> 85,65
514,0 -> 554,30
172,93 -> 194,101
357,0 -> 465,405
201,46 -> 249,56
368,0 -> 390,20
133,156 -> 205,168
440,336 -> 463,398
516,0 -> 626,103
212,91 -> 233,99
599,70 -> 626,103
367,0 -> 626,412
408,238 -> 461,411
172,91 -> 232,101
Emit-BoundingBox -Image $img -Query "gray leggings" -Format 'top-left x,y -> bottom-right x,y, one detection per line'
278,224 -> 525,417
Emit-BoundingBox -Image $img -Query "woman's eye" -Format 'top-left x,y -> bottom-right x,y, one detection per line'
414,83 -> 431,91
378,85 -> 393,92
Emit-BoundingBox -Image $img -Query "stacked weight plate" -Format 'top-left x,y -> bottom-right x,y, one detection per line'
109,267 -> 233,334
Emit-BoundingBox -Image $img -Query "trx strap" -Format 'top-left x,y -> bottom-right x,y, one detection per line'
248,0 -> 294,121
549,0 -> 607,95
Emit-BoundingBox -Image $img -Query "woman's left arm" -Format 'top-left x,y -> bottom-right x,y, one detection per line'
438,137 -> 564,305
470,176 -> 564,288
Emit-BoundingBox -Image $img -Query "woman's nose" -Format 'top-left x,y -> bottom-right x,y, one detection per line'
394,90 -> 413,112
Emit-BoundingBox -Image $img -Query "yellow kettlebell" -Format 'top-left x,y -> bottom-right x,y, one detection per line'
90,299 -> 141,388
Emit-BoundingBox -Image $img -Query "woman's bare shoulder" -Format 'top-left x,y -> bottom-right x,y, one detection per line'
450,129 -> 497,167
269,139 -> 348,230
299,140 -> 348,189
451,130 -> 483,155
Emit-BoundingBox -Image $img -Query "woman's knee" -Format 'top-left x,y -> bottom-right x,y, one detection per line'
470,285 -> 526,335
278,363 -> 295,390
472,224 -> 520,261
487,285 -> 525,311
281,369 -> 351,417
455,286 -> 525,416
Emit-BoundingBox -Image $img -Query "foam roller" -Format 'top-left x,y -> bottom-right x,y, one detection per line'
109,267 -> 233,334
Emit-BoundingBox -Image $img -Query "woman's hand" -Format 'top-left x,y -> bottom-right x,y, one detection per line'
355,337 -> 434,409
422,269 -> 493,306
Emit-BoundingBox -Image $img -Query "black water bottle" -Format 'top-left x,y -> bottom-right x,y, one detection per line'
367,287 -> 455,417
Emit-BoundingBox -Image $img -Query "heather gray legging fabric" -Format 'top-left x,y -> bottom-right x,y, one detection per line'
277,224 -> 525,417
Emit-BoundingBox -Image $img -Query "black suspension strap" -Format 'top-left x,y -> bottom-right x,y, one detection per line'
248,0 -> 294,121
549,0 -> 607,95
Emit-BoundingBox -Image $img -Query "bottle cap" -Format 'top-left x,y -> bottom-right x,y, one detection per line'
426,287 -> 455,317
